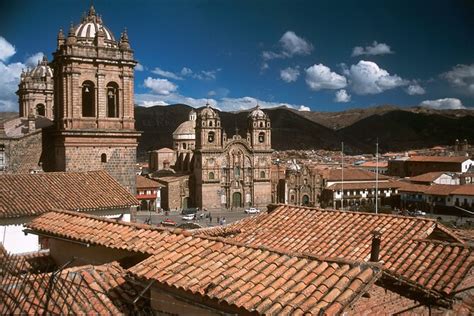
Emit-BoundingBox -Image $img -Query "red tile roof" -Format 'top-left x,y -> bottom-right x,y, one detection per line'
359,161 -> 388,168
0,261 -> 148,314
26,210 -> 382,314
197,205 -> 471,297
136,175 -> 162,189
0,170 -> 139,219
326,180 -> 400,191
398,183 -> 474,196
129,240 -> 382,315
409,156 -> 470,163
408,171 -> 448,183
322,168 -> 390,181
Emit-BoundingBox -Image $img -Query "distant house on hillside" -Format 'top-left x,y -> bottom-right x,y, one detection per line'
0,170 -> 139,254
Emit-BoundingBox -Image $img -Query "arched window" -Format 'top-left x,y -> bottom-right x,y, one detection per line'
183,143 -> 187,149
209,172 -> 215,180
101,153 -> 107,163
208,131 -> 215,143
258,132 -> 265,143
36,104 -> 45,116
209,120 -> 213,127
260,122 -> 264,127
106,82 -> 119,118
260,171 -> 265,179
234,166 -> 241,177
82,81 -> 95,117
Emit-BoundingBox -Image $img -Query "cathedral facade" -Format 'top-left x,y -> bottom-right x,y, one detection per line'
13,5 -> 140,193
192,105 -> 273,209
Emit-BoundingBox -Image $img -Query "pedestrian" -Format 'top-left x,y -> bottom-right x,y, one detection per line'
217,216 -> 220,224
209,214 -> 212,223
222,217 -> 226,225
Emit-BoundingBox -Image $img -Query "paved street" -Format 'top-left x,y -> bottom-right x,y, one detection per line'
136,208 -> 262,228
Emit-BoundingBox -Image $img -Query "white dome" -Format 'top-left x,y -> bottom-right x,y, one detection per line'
74,6 -> 116,45
249,105 -> 267,119
24,56 -> 53,79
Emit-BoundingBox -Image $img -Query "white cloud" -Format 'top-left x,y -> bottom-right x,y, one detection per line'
441,64 -> 474,94
346,60 -> 408,95
143,77 -> 178,95
135,93 -> 305,112
151,67 -> 183,80
0,61 -> 24,111
262,31 -> 313,61
352,41 -> 394,57
25,52 -> 44,67
180,67 -> 193,76
0,36 -> 16,62
420,98 -> 465,110
406,84 -> 426,95
135,63 -> 144,71
334,89 -> 351,103
280,67 -> 300,82
298,105 -> 311,111
305,64 -> 347,91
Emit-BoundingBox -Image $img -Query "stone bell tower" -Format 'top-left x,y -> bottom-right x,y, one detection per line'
47,5 -> 140,193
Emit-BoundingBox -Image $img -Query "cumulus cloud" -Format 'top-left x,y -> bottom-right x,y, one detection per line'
298,105 -> 311,111
420,98 -> 465,110
352,41 -> 394,57
345,60 -> 408,95
143,77 -> 178,95
406,84 -> 426,95
305,64 -> 347,91
0,36 -> 16,62
25,52 -> 44,67
262,31 -> 313,61
180,67 -> 193,76
334,89 -> 351,103
135,93 -> 305,112
135,63 -> 144,71
177,66 -> 221,80
151,67 -> 183,80
280,67 -> 300,83
441,64 -> 474,94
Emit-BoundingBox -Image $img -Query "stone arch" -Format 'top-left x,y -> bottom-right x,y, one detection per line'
82,80 -> 95,117
36,103 -> 45,116
106,81 -> 119,118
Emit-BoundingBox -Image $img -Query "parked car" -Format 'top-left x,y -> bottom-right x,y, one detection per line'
160,218 -> 177,227
182,213 -> 195,221
245,207 -> 260,214
181,208 -> 199,215
413,210 -> 426,216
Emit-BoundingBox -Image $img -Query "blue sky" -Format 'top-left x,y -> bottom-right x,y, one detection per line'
1,0 -> 473,112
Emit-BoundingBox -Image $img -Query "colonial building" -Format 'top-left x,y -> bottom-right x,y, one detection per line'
173,110 -> 196,172
136,175 -> 162,211
192,104 -> 273,209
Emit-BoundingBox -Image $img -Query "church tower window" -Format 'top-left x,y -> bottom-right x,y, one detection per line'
258,132 -> 265,143
208,131 -> 215,143
36,104 -> 45,116
82,81 -> 95,117
106,82 -> 119,118
209,172 -> 215,180
260,171 -> 265,179
101,153 -> 107,163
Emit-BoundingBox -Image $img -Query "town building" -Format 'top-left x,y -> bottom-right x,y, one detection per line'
136,175 -> 162,211
388,155 -> 473,177
0,170 -> 138,254
173,109 -> 196,172
357,160 -> 388,174
148,147 -> 175,172
284,162 -> 322,206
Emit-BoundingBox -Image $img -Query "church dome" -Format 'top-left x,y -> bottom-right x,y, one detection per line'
24,56 -> 53,79
248,105 -> 267,119
74,6 -> 116,45
173,120 -> 196,138
199,103 -> 218,118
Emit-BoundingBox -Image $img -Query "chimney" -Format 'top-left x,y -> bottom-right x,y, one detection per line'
370,230 -> 382,262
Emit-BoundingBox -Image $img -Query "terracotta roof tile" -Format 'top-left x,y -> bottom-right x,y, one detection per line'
409,156 -> 470,163
0,171 -> 139,219
197,204 -> 472,299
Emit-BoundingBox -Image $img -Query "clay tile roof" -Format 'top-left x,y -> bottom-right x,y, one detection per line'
25,209 -> 177,254
409,156 -> 470,163
0,261 -> 148,314
359,161 -> 388,168
408,171 -> 447,183
451,185 -> 474,196
326,180 -> 400,191
324,168 -> 390,181
136,175 -> 162,189
197,204 -> 471,298
0,170 -> 139,219
129,240 -> 381,315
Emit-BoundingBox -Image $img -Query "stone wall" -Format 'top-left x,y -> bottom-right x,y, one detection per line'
0,130 -> 43,174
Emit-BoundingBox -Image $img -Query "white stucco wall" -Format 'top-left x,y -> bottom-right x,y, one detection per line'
2,224 -> 39,254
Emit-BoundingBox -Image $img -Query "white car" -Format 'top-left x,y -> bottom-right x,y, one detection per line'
182,214 -> 195,221
245,207 -> 260,214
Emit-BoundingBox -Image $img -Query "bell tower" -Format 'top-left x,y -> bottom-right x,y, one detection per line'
195,103 -> 222,150
47,5 -> 140,193
248,105 -> 271,150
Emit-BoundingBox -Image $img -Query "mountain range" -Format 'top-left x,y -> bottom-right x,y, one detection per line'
135,104 -> 474,158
